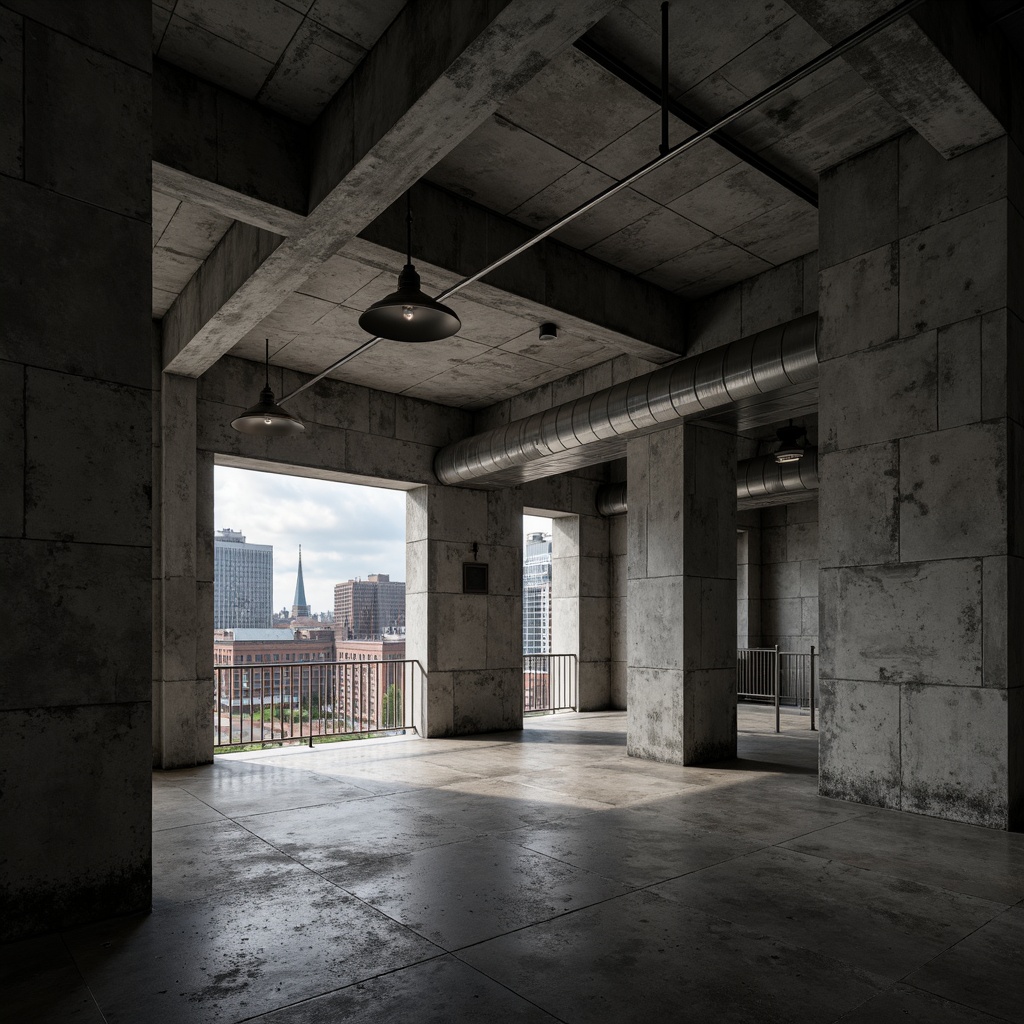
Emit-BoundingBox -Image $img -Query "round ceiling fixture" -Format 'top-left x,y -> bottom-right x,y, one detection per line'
230,340 -> 305,436
773,420 -> 806,464
358,193 -> 461,343
539,322 -> 558,341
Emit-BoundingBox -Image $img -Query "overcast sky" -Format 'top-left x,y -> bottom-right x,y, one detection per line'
215,466 -> 550,615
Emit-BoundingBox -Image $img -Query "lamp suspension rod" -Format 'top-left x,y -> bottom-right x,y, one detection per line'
660,1 -> 669,157
279,0 -> 923,405
406,191 -> 412,264
265,338 -> 270,388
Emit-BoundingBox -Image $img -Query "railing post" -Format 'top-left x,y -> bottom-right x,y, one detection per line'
809,645 -> 816,731
774,644 -> 780,734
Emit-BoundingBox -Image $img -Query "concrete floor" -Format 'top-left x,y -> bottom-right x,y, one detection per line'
5,707 -> 1023,1023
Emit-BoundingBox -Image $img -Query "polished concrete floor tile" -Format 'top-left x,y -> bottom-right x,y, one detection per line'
780,810 -> 1024,904
634,774 -> 869,845
651,846 -> 1004,982
152,786 -> 226,831
837,983 -> 1007,1023
904,906 -> 1024,1022
248,954 -> 561,1022
63,874 -> 440,1024
499,762 -> 702,807
1,935 -> 105,1024
344,834 -> 629,949
508,805 -> 760,887
175,763 -> 380,817
310,757 -> 485,792
152,819 -> 308,907
460,888 -> 885,1023
433,774 -> 612,823
237,793 -> 478,885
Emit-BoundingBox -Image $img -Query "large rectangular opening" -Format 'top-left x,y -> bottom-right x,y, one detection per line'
212,465 -> 412,751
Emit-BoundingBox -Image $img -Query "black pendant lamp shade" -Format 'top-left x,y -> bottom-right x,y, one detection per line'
230,340 -> 305,436
773,420 -> 806,464
358,193 -> 461,343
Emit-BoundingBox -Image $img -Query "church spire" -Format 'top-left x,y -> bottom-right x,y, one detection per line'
290,545 -> 310,619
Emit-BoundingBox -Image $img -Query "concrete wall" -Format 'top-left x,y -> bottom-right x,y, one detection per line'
817,131 -> 1023,829
758,499 -> 819,654
407,485 -> 523,737
0,4 -> 153,939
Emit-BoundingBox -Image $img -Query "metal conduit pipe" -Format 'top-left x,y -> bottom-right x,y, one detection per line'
594,449 -> 820,517
435,313 -> 818,486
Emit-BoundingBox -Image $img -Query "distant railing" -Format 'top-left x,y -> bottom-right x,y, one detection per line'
213,659 -> 420,750
524,654 -> 578,714
737,646 -> 817,732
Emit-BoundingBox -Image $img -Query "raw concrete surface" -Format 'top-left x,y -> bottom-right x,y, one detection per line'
5,708 -> 1023,1024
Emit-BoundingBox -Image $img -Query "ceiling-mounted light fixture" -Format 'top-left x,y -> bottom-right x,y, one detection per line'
539,322 -> 558,341
358,192 -> 461,343
230,339 -> 305,436
773,420 -> 806,464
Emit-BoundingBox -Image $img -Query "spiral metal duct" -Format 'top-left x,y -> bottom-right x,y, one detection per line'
594,449 -> 819,516
737,449 -> 819,506
435,313 -> 818,487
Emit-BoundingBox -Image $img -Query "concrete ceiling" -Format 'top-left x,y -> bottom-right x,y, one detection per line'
151,0 -> 402,123
149,0 -> 1007,415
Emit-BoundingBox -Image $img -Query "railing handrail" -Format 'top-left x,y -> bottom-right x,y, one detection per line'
214,657 -> 419,751
523,652 -> 578,714
737,645 -> 817,733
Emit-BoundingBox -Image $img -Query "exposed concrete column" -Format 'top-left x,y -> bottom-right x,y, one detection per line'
552,511 -> 611,711
407,485 -> 523,737
0,5 -> 152,939
153,372 -> 214,769
626,423 -> 738,764
736,511 -> 762,650
817,131 -> 1023,829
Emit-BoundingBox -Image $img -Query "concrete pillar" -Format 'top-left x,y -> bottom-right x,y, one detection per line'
817,131 -> 1023,829
626,423 -> 737,764
406,484 -> 523,736
552,512 -> 611,710
0,5 -> 152,939
736,511 -> 762,650
152,370 -> 214,769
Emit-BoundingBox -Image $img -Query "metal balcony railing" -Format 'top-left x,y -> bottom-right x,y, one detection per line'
213,659 -> 420,750
737,646 -> 817,732
524,654 -> 578,714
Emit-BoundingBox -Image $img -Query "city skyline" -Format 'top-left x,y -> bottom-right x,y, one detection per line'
215,466 -> 553,616
214,466 -> 407,615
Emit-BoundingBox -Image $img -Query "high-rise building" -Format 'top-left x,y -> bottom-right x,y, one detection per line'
213,528 -> 273,629
290,545 -> 311,619
334,574 -> 405,639
523,532 -> 552,655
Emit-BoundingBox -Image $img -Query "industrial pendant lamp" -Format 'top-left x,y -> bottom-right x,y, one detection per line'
230,340 -> 305,436
358,193 -> 461,342
773,420 -> 806,464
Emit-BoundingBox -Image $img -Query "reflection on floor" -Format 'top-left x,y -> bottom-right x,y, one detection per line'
6,707 -> 1023,1023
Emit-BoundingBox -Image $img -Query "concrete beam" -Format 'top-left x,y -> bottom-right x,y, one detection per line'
785,1 -> 1004,159
354,181 -> 687,360
162,0 -> 617,377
